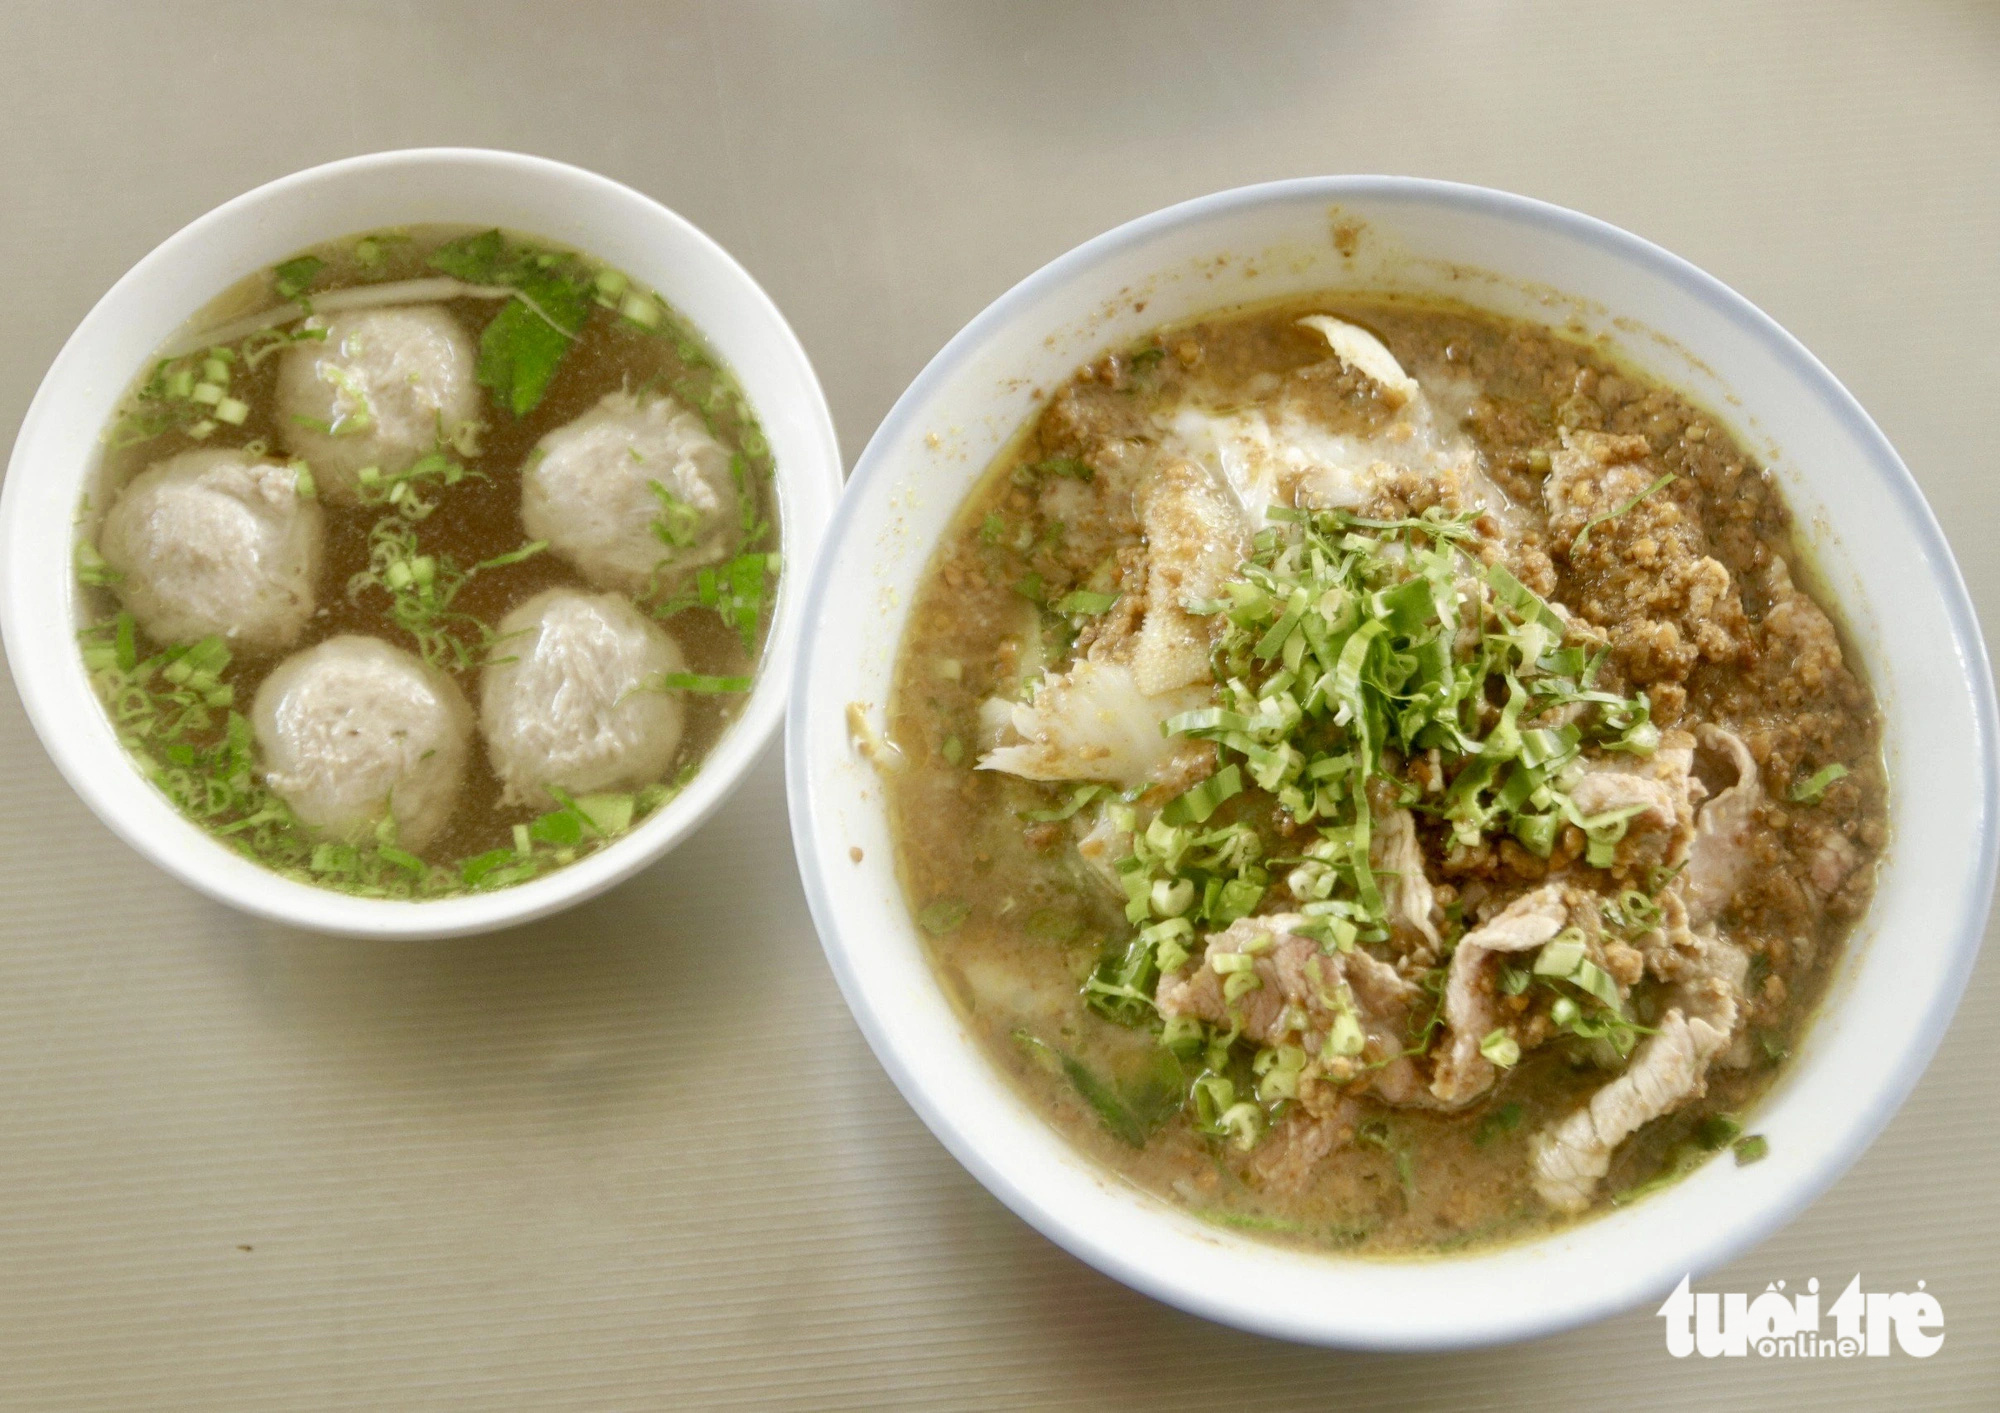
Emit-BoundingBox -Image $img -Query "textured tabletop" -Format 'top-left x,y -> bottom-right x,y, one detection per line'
0,2 -> 1994,1407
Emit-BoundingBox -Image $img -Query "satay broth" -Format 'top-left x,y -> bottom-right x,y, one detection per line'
76,226 -> 779,897
883,294 -> 1884,1255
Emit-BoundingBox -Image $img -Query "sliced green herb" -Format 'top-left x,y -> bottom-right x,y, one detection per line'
1790,763 -> 1850,804
1053,589 -> 1119,616
427,229 -> 595,416
1733,1134 -> 1770,1165
272,254 -> 327,301
1571,472 -> 1677,555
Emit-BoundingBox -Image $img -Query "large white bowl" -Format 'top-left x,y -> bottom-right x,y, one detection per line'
787,178 -> 1997,1348
0,149 -> 841,939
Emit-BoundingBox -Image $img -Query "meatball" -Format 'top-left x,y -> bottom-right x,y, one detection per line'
97,448 -> 322,653
521,391 -> 740,596
252,636 -> 472,851
276,306 -> 480,502
480,588 -> 686,807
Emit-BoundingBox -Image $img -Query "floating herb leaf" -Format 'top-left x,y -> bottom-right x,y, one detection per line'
272,255 -> 327,301
427,229 -> 594,416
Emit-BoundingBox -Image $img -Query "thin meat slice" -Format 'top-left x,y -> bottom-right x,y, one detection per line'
1529,1008 -> 1732,1212
1530,920 -> 1748,1208
1247,1100 -> 1360,1195
1155,915 -> 1422,1101
1567,732 -> 1703,870
1430,885 -> 1572,1106
1372,805 -> 1443,957
1685,725 -> 1760,926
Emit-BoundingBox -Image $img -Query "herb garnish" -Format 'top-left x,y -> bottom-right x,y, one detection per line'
1055,504 -> 1665,1148
272,255 -> 327,302
427,229 -> 595,416
1571,472 -> 1677,555
1790,763 -> 1849,804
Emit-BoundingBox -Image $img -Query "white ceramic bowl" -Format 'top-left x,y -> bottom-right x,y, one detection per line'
1,149 -> 841,939
788,177 -> 1997,1348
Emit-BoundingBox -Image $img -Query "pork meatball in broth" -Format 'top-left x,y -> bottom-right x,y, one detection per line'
522,390 -> 741,594
276,306 -> 479,502
98,448 -> 321,652
252,636 -> 472,851
480,588 -> 687,807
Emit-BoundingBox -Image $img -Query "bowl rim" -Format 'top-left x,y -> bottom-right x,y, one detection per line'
0,147 -> 842,939
785,174 -> 1998,1347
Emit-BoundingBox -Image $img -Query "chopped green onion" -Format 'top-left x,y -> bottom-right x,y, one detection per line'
1790,763 -> 1850,804
272,254 -> 326,300
1733,1134 -> 1770,1165
474,539 -> 547,570
1161,764 -> 1242,826
619,291 -> 661,327
1533,934 -> 1587,977
1021,784 -> 1105,823
1053,589 -> 1119,616
1479,1028 -> 1521,1068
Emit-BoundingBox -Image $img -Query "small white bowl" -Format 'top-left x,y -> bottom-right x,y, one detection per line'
0,149 -> 841,939
787,178 -> 1998,1347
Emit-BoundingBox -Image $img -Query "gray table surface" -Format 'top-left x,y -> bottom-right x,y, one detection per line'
1,2 -> 1994,1407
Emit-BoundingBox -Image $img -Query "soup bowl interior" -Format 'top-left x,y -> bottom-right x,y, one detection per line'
0,148 -> 841,939
786,177 -> 1996,1347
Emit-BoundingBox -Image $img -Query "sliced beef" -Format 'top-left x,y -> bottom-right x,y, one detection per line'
1430,885 -> 1573,1106
1155,915 -> 1423,1102
1685,725 -> 1760,927
1568,730 -> 1703,870
1372,805 -> 1443,958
